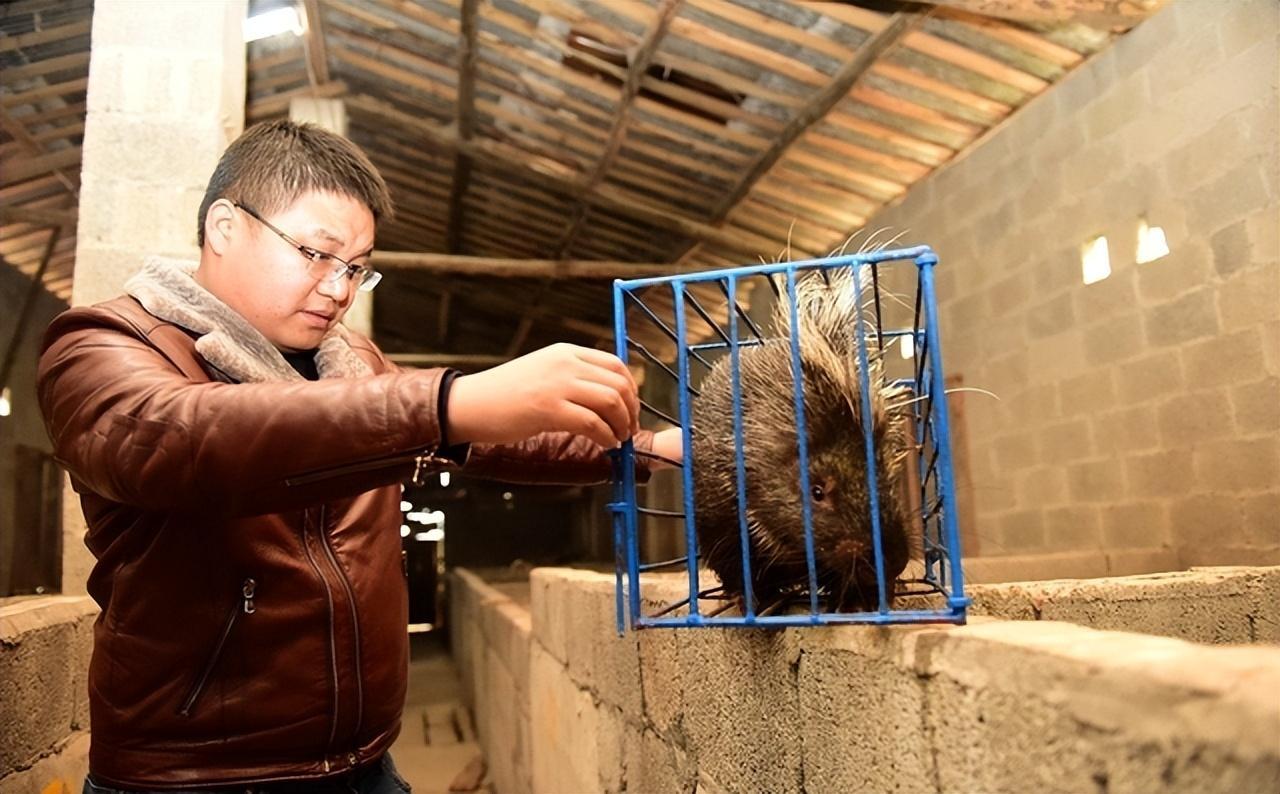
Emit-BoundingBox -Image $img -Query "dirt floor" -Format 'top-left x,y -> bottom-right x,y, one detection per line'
390,632 -> 492,794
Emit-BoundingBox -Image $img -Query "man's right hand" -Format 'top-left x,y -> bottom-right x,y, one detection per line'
444,343 -> 641,450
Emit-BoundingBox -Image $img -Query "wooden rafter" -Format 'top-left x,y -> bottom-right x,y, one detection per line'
919,0 -> 1167,29
345,94 -> 805,260
670,10 -> 923,269
444,0 -> 480,255
0,205 -> 76,227
301,0 -> 331,88
553,0 -> 683,258
373,251 -> 676,279
0,108 -> 79,197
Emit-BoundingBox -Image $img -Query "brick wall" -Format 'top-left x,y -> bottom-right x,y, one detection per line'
864,0 -> 1279,575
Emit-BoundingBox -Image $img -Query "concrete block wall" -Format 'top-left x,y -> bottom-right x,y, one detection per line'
0,596 -> 97,794
64,0 -> 247,596
452,566 -> 1280,794
860,0 -> 1279,576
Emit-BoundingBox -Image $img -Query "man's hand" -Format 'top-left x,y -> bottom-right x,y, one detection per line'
649,427 -> 684,468
445,343 -> 640,450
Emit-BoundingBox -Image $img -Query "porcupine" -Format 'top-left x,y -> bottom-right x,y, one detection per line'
690,264 -> 913,613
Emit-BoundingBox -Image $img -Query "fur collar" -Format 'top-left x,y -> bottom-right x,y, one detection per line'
124,256 -> 372,384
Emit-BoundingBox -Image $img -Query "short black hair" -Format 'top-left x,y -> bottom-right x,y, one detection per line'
197,120 -> 394,246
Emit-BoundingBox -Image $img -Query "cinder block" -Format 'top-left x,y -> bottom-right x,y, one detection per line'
1144,284 -> 1221,347
1115,350 -> 1184,404
1026,291 -> 1075,339
1016,465 -> 1068,507
621,723 -> 696,794
1084,312 -> 1144,366
1191,159 -> 1272,237
1123,450 -> 1196,499
1136,243 -> 1213,306
1006,381 -> 1064,426
1084,71 -> 1149,142
1165,113 -> 1250,194
1094,405 -> 1161,455
1193,436 -> 1280,492
483,646 -> 530,794
677,628 -> 804,794
0,597 -> 98,776
1156,389 -> 1234,448
1067,459 -> 1126,503
1182,328 -> 1265,388
1216,266 -> 1279,335
528,642 -> 599,794
1169,493 -> 1244,548
1076,269 -> 1138,324
1241,492 -> 1280,548
1058,368 -> 1116,417
797,628 -> 933,793
1038,419 -> 1093,464
988,270 -> 1032,317
1044,505 -> 1103,550
596,704 -> 625,794
530,567 -> 589,666
1246,205 -> 1279,264
1211,219 -> 1254,277
583,577 -> 643,720
999,509 -> 1048,552
1101,501 -> 1170,548
993,432 -> 1038,473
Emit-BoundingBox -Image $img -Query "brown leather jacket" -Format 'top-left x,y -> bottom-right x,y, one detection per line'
37,294 -> 651,788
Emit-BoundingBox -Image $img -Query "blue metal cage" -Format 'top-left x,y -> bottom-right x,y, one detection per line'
609,245 -> 969,631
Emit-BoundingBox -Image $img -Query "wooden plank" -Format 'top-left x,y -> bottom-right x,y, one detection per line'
705,12 -> 921,223
0,19 -> 91,52
0,205 -> 76,226
445,0 -> 479,254
903,30 -> 1047,94
555,0 -> 682,257
246,80 -> 346,120
686,0 -> 856,63
344,93 -> 804,259
0,77 -> 88,108
933,9 -> 1084,67
666,15 -> 831,88
871,61 -> 1012,119
821,112 -> 955,165
918,0 -> 1166,29
0,145 -> 81,186
804,2 -> 893,34
301,0 -> 331,87
0,52 -> 90,84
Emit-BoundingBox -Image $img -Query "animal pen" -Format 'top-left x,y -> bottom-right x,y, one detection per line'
610,244 -> 970,629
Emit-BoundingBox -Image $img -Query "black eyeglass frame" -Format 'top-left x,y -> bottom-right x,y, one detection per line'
232,201 -> 382,292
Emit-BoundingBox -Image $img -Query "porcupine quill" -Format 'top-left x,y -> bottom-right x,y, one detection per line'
691,235 -> 915,614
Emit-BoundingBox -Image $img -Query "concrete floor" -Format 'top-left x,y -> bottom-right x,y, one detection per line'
390,633 -> 492,793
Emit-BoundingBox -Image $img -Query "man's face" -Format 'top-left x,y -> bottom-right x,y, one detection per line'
201,190 -> 377,353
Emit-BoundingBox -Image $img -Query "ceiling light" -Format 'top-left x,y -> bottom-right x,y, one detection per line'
1081,235 -> 1111,285
900,334 -> 914,360
440,471 -> 451,487
0,386 -> 9,417
244,6 -> 302,42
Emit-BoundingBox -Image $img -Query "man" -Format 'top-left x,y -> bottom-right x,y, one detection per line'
38,121 -> 680,792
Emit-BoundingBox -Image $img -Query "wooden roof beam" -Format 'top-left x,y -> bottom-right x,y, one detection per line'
444,0 -> 479,255
374,251 -> 676,279
0,204 -> 77,227
673,10 -> 923,268
300,0 -> 331,88
345,94 -> 801,260
918,0 -> 1167,29
554,0 -> 683,258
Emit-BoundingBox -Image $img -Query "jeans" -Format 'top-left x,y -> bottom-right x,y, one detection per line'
83,753 -> 411,794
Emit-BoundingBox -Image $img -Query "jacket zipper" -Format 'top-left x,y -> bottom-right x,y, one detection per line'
179,577 -> 255,717
302,511 -> 340,750
318,505 -> 365,739
285,449 -> 455,487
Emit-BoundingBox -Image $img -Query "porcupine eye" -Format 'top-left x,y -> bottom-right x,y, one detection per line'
810,483 -> 826,502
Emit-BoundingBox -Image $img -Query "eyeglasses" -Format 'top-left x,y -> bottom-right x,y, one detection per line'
233,202 -> 382,292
